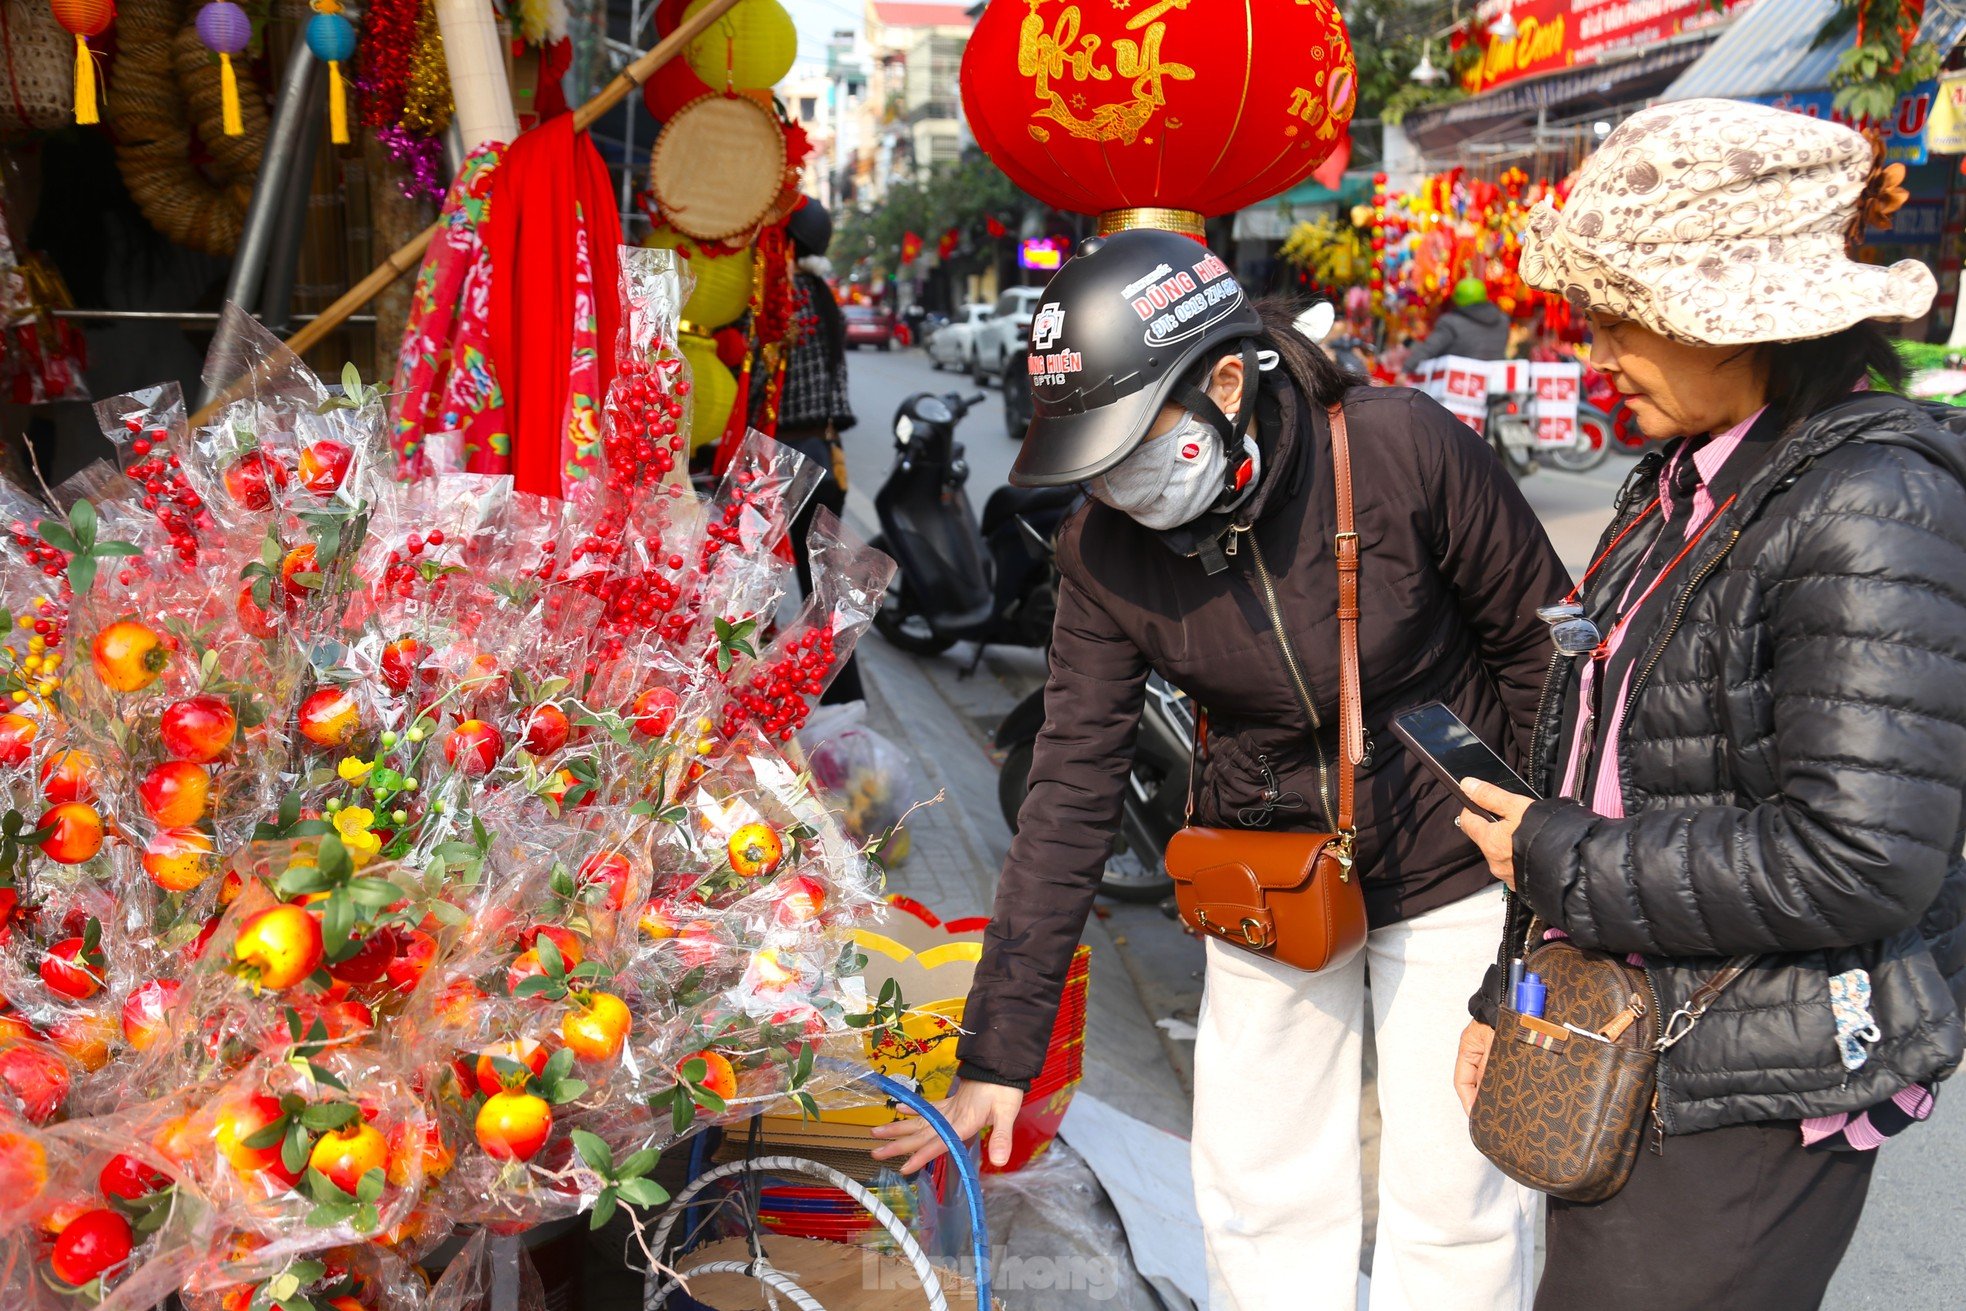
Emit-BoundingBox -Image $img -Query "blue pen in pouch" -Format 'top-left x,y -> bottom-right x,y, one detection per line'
1514,972 -> 1547,1019
1828,968 -> 1882,1071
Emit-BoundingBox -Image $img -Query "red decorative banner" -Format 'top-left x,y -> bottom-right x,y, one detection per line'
1461,0 -> 1750,94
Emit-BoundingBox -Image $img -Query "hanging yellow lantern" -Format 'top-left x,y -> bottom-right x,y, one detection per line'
682,0 -> 795,92
679,333 -> 738,454
646,226 -> 755,329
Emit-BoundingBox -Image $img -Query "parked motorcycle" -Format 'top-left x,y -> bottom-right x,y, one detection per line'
871,389 -> 1078,659
1536,401 -> 1617,473
996,674 -> 1191,902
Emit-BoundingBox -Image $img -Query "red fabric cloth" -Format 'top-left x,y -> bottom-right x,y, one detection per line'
483,116 -> 623,498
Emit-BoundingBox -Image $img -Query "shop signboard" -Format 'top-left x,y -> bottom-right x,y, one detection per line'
1018,238 -> 1064,272
1461,0 -> 1747,95
1756,85 -> 1937,165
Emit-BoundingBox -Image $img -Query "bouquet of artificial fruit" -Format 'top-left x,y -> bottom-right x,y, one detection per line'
0,255 -> 905,1304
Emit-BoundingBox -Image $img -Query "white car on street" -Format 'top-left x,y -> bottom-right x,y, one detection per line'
972,286 -> 1046,382
925,304 -> 996,374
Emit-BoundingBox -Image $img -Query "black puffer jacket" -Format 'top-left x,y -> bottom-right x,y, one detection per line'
1509,394 -> 1966,1134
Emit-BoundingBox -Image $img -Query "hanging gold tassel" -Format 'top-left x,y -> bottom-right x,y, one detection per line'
327,58 -> 348,145
219,51 -> 243,136
72,34 -> 98,125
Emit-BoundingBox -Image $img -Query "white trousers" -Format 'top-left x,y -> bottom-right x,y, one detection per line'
1191,883 -> 1536,1311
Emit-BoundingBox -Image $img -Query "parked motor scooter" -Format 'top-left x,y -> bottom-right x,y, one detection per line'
871,390 -> 1078,660
996,674 -> 1192,903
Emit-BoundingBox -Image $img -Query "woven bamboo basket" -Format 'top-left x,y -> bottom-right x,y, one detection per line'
0,0 -> 73,136
647,92 -> 787,242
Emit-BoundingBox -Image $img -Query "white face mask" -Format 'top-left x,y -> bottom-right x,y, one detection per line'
1088,410 -> 1231,531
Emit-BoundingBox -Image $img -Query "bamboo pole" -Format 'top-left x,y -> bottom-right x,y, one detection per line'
191,0 -> 745,426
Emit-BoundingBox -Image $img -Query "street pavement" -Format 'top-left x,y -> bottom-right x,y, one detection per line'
831,343 -> 1966,1309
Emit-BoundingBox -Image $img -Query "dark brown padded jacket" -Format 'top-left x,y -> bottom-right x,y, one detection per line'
956,378 -> 1570,1087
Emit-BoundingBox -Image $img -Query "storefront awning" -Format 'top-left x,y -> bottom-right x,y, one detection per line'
1231,174 -> 1375,243
1664,0 -> 1966,100
1402,39 -> 1712,152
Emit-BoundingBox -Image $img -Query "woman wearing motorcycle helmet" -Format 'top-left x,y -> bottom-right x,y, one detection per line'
871,229 -> 1569,1309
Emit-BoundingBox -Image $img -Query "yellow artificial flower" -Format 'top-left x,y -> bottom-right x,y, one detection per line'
333,806 -> 382,865
337,757 -> 374,783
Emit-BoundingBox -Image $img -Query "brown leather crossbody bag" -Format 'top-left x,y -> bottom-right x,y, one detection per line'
1164,402 -> 1370,975
1469,912 -> 1754,1201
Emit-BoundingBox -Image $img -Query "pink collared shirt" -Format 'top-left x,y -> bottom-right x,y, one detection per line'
1557,406 -> 1766,813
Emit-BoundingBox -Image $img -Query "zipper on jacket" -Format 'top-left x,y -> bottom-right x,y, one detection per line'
1246,533 -> 1336,833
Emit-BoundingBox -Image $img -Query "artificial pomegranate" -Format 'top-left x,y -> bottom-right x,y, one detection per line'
773,874 -> 827,925
159,695 -> 237,762
232,904 -> 324,991
727,823 -> 785,878
213,1093 -> 302,1185
473,1038 -> 549,1096
236,582 -> 280,638
443,720 -> 502,776
386,1120 -> 453,1186
327,926 -> 398,987
561,992 -> 631,1063
121,979 -> 182,1051
0,711 -> 37,767
222,449 -> 289,511
0,1129 -> 46,1205
576,851 -> 634,911
40,748 -> 97,804
281,544 -> 319,599
475,1090 -> 552,1162
297,687 -> 361,749
138,760 -> 210,826
90,621 -> 168,692
48,1013 -> 116,1072
522,703 -> 570,755
38,802 -> 103,864
299,440 -> 352,495
49,1207 -> 132,1287
379,638 -> 428,696
631,686 -> 680,737
308,1119 -> 387,1194
98,1152 -> 169,1201
0,1044 -> 71,1123
40,934 -> 104,999
382,929 -> 437,994
679,1049 -> 738,1101
142,827 -> 217,892
749,947 -> 799,992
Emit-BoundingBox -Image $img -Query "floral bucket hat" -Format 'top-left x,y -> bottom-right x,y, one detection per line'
1521,97 -> 1936,345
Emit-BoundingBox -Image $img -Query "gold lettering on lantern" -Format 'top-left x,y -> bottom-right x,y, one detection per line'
1287,85 -> 1329,131
1016,0 -> 1196,144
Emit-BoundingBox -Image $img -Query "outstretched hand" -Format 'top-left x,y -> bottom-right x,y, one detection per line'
1457,778 -> 1536,892
868,1078 -> 1026,1175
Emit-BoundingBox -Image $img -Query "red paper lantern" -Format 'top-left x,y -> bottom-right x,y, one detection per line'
643,59 -> 713,123
960,0 -> 1355,237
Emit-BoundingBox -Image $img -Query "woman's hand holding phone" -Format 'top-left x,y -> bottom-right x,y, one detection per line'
1457,777 -> 1536,891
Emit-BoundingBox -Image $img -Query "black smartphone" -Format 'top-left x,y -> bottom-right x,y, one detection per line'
1389,701 -> 1538,816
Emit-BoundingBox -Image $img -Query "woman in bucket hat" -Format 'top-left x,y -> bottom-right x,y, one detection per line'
1455,98 -> 1966,1309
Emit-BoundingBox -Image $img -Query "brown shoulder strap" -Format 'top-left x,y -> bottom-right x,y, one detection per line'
1329,403 -> 1362,834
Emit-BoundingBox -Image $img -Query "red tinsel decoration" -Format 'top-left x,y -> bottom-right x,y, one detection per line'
359,0 -> 422,128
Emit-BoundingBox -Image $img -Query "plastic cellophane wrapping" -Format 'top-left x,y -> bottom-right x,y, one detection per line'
0,260 -> 905,1307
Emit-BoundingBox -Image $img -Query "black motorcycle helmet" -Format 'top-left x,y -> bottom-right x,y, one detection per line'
1011,229 -> 1264,488
787,198 -> 832,260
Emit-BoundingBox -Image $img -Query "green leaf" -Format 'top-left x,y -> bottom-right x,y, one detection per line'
297,1102 -> 359,1131
36,521 -> 77,554
590,1188 -> 619,1231
305,1200 -> 358,1229
242,1118 -> 290,1151
512,976 -> 562,1000
68,554 -> 96,596
321,890 -> 356,953
67,497 -> 95,543
616,1176 -> 669,1207
541,1045 -> 576,1087
535,932 -> 565,977
354,1166 -> 385,1204
693,1087 -> 727,1115
278,862 -> 333,897
617,1147 -> 659,1180
570,1128 -> 612,1175
348,877 -> 409,908
680,1057 -> 707,1085
282,1122 -> 312,1175
547,1077 -> 589,1106
93,541 -> 142,557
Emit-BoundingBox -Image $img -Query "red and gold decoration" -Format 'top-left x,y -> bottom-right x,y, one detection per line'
960,0 -> 1356,236
358,0 -> 455,200
49,0 -> 112,125
1458,0 -> 1743,94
